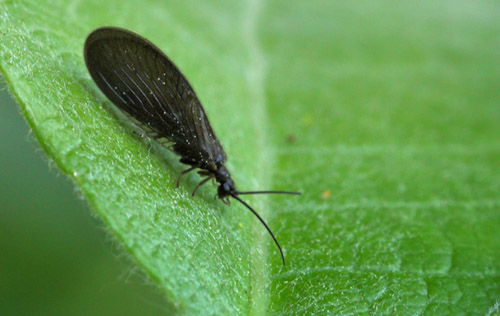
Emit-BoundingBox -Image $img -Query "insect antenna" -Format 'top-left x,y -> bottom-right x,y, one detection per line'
236,190 -> 301,196
230,193 -> 286,266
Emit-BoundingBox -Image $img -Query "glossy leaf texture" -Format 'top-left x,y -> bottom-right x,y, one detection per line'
1,0 -> 499,315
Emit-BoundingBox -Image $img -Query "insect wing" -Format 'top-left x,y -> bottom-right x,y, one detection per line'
84,27 -> 225,169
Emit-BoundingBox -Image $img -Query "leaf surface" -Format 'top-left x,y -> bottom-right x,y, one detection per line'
1,0 -> 499,314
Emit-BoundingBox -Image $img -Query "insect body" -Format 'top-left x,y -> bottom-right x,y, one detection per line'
84,27 -> 299,265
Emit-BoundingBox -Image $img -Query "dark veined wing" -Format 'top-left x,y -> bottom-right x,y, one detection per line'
84,27 -> 226,170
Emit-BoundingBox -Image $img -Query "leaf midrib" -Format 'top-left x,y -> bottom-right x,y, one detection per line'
242,0 -> 273,314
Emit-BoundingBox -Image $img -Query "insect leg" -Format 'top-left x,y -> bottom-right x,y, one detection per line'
191,175 -> 214,197
176,166 -> 196,188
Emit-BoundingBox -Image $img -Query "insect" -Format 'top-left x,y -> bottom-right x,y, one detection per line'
84,27 -> 300,265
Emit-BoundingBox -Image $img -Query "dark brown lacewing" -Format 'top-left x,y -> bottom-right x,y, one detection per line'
84,27 -> 300,265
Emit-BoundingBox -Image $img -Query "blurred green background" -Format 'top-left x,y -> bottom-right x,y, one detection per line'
0,85 -> 167,315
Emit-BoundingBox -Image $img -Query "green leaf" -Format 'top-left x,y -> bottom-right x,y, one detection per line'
1,0 -> 499,315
